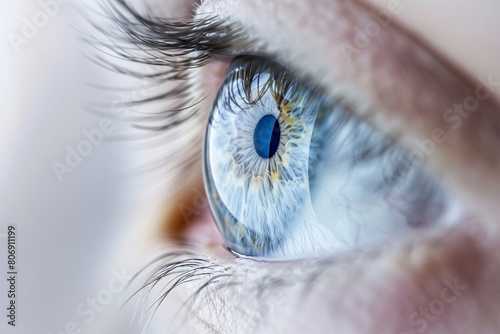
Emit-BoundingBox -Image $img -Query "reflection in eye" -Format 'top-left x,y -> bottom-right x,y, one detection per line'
204,57 -> 463,259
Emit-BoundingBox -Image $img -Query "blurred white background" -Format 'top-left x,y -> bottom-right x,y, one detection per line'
0,1 -> 159,333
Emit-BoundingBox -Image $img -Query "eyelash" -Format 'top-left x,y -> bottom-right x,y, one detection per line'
126,238 -> 395,332
126,249 -> 227,329
86,0 -> 252,176
87,1 -> 243,126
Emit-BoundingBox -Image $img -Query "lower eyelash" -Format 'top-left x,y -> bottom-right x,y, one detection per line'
124,241 -> 395,333
125,248 -> 243,333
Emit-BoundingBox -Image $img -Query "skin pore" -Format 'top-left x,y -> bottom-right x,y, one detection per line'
121,0 -> 500,333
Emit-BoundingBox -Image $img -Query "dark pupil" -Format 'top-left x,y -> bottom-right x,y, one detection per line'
253,115 -> 281,158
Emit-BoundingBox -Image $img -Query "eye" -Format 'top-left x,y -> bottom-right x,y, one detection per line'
203,57 -> 464,259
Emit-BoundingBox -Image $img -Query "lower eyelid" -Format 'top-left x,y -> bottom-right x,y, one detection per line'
151,221 -> 494,333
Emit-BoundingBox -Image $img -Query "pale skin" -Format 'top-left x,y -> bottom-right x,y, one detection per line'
119,0 -> 500,333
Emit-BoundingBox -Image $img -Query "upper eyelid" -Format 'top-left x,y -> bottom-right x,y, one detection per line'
196,0 -> 474,124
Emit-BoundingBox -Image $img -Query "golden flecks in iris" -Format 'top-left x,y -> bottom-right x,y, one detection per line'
273,93 -> 295,126
270,170 -> 281,182
252,175 -> 262,185
281,98 -> 293,114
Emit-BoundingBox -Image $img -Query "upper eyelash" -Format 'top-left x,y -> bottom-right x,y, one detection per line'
82,0 -> 252,176
94,0 -> 245,65
87,0 -> 238,123
222,57 -> 296,109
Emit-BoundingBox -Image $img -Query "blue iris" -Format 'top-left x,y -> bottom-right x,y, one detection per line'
253,115 -> 281,158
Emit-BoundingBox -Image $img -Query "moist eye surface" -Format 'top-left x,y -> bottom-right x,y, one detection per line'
203,57 -> 461,259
